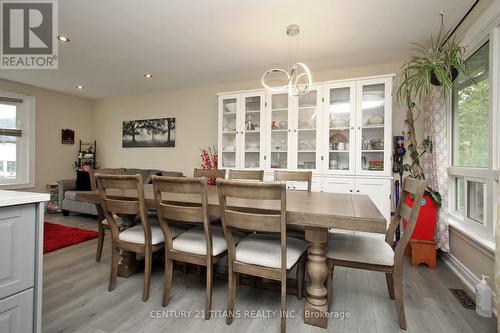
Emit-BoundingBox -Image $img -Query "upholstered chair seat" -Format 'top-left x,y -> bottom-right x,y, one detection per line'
173,226 -> 243,256
235,233 -> 307,269
119,223 -> 185,245
327,233 -> 394,267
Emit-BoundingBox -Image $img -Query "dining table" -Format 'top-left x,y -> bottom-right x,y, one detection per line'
77,184 -> 386,329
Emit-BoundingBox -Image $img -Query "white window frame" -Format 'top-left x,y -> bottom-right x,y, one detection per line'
0,92 -> 35,189
447,18 -> 500,250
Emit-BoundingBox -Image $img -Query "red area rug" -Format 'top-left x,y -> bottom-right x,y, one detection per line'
44,222 -> 98,254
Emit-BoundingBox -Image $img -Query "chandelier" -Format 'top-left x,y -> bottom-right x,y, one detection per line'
261,24 -> 312,96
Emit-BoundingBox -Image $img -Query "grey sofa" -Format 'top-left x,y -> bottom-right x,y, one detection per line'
58,168 -> 183,216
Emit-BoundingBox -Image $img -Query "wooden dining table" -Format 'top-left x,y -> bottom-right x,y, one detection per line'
77,184 -> 386,329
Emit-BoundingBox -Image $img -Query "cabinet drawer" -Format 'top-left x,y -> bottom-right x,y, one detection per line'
0,205 -> 36,300
0,288 -> 34,333
322,177 -> 355,194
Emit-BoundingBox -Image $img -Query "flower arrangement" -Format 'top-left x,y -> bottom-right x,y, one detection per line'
200,145 -> 218,185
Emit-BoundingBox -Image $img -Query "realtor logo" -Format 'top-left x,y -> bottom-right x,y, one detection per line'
1,0 -> 58,69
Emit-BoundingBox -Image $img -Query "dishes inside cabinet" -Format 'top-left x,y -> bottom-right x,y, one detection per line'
224,102 -> 237,113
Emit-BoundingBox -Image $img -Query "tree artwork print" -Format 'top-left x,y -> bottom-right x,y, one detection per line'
122,117 -> 176,148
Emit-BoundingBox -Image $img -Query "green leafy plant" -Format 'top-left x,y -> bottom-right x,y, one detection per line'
396,29 -> 469,208
397,30 -> 467,106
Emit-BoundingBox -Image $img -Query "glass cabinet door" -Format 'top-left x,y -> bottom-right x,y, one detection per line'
325,84 -> 355,174
296,89 -> 320,170
241,93 -> 264,168
220,96 -> 238,168
358,82 -> 387,173
269,93 -> 289,169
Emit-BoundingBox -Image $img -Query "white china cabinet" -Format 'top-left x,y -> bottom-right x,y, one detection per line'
217,74 -> 393,221
218,91 -> 266,169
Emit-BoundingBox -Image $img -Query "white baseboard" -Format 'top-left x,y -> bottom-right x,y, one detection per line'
441,252 -> 497,317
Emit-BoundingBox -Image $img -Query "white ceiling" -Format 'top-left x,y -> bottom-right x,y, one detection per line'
0,0 -> 475,99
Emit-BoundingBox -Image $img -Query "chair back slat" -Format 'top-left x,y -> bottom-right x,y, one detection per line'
104,199 -> 140,215
228,169 -> 264,181
274,170 -> 312,191
402,177 -> 420,195
193,168 -> 226,179
224,209 -> 281,233
154,177 -> 204,194
159,203 -> 204,224
96,175 -> 138,190
221,181 -> 283,200
399,203 -> 412,222
89,168 -> 124,191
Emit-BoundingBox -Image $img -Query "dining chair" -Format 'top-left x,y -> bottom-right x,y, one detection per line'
89,168 -> 124,262
274,170 -> 312,239
228,169 -> 264,181
217,179 -> 307,333
325,177 -> 427,330
193,168 -> 226,179
152,176 -> 241,319
274,170 -> 312,191
95,174 -> 171,301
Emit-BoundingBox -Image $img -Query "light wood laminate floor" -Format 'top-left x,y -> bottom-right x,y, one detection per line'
43,214 -> 496,333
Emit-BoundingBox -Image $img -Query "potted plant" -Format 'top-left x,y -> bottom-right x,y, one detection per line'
200,145 -> 219,185
395,27 -> 469,243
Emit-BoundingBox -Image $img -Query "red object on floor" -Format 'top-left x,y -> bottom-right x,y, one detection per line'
403,194 -> 438,241
44,222 -> 98,254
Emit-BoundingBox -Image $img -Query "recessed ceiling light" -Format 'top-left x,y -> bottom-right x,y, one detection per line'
57,35 -> 70,42
76,85 -> 85,90
144,73 -> 153,78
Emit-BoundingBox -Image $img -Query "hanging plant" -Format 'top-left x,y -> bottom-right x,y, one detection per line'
395,16 -> 470,208
397,29 -> 468,105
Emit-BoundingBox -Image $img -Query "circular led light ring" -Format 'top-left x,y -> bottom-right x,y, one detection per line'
261,68 -> 291,92
290,62 -> 312,95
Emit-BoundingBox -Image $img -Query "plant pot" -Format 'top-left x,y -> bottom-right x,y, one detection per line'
430,67 -> 459,86
403,194 -> 438,241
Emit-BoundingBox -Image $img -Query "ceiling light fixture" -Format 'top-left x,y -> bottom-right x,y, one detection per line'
57,35 -> 70,42
76,85 -> 85,89
261,24 -> 312,96
144,73 -> 153,78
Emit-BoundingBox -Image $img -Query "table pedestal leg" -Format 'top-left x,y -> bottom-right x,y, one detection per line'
304,227 -> 328,328
117,215 -> 140,278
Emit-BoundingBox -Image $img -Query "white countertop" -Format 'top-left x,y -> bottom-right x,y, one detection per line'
0,190 -> 50,207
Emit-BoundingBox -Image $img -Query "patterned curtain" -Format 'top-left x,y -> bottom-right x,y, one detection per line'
496,187 -> 500,331
421,88 -> 450,252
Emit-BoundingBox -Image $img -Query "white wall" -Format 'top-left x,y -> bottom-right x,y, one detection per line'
0,78 -> 94,192
92,61 -> 418,176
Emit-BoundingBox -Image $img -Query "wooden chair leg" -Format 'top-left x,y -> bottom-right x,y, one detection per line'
296,256 -> 305,300
226,270 -> 237,325
108,244 -> 119,291
143,248 -> 152,302
162,258 -> 173,307
96,224 -> 105,262
386,273 -> 395,300
326,260 -> 334,311
205,263 -> 213,320
280,277 -> 286,333
393,269 -> 406,330
196,265 -> 201,282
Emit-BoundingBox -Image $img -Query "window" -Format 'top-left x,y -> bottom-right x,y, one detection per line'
448,34 -> 498,245
452,42 -> 489,168
0,93 -> 35,188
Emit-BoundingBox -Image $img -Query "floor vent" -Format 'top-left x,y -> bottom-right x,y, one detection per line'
449,288 -> 475,310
